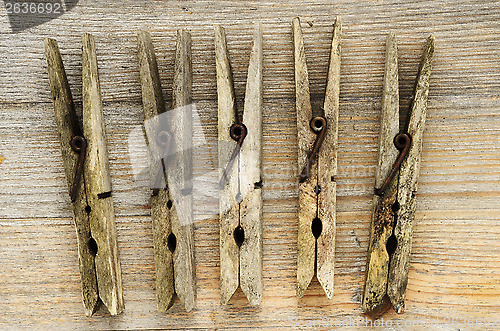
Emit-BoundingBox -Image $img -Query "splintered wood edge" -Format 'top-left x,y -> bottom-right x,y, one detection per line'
388,34 -> 435,314
214,24 -> 240,305
362,32 -> 401,313
170,29 -> 197,312
316,16 -> 341,299
82,33 -> 124,316
293,17 -> 316,299
239,22 -> 264,305
137,30 -> 177,312
44,38 -> 99,317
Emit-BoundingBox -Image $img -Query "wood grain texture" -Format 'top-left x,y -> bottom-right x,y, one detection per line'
1,0 -> 500,329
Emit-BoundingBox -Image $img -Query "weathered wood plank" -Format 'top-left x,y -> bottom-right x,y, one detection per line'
1,0 -> 500,328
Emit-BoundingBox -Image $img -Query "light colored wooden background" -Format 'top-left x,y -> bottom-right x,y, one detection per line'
1,0 -> 499,330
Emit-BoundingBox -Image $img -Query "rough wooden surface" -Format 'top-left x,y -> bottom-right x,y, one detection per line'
1,0 -> 500,329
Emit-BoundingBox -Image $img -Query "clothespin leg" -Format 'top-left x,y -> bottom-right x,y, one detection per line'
362,32 -> 400,314
316,16 -> 341,300
81,33 -> 124,316
214,24 -> 240,305
239,22 -> 264,306
45,38 -> 100,317
168,29 -> 197,312
293,17 -> 317,299
388,34 -> 434,314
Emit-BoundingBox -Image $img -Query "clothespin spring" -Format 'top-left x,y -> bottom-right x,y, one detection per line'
70,135 -> 87,202
152,130 -> 172,196
374,132 -> 411,196
219,123 -> 247,188
299,116 -> 327,183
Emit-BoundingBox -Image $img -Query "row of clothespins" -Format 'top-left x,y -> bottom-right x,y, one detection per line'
44,17 -> 434,318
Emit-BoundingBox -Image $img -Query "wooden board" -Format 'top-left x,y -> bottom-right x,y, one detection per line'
0,0 -> 499,329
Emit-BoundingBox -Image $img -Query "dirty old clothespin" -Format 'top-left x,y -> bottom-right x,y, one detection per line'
293,17 -> 341,299
362,32 -> 434,315
215,23 -> 263,305
137,29 -> 196,312
44,34 -> 124,316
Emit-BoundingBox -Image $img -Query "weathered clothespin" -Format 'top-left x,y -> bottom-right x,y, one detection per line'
215,23 -> 263,305
362,32 -> 434,315
137,29 -> 196,312
293,17 -> 341,299
44,34 -> 124,316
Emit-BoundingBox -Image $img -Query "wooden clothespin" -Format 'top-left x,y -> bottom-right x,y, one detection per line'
44,34 -> 124,316
137,29 -> 196,312
215,23 -> 263,305
362,32 -> 434,315
293,17 -> 341,299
